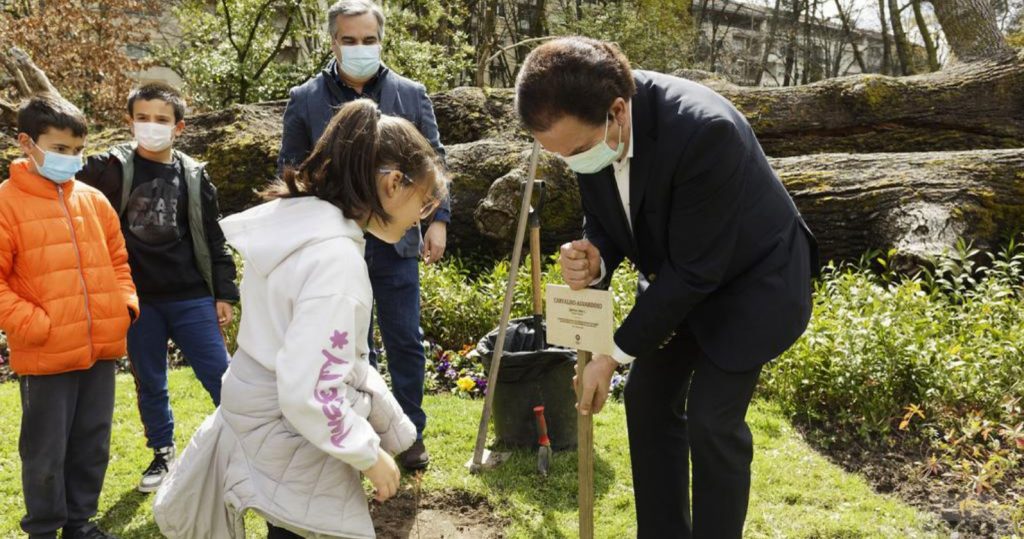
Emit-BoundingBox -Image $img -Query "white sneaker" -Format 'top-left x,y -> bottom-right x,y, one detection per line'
138,445 -> 175,493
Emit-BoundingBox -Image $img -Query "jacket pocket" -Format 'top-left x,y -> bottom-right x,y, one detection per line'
9,306 -> 52,348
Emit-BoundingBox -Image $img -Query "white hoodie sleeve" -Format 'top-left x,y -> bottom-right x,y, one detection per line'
274,292 -> 381,471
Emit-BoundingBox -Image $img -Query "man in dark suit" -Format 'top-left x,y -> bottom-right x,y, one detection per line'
278,0 -> 449,473
516,37 -> 818,538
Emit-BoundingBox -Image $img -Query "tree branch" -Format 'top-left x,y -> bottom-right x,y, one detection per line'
221,0 -> 242,55
252,4 -> 296,82
240,0 -> 280,66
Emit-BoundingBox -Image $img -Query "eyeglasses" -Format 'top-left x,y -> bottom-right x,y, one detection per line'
379,168 -> 441,220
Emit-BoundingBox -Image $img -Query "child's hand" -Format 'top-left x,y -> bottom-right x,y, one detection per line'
364,449 -> 400,502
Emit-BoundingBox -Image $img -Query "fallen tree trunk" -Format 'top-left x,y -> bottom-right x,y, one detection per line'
463,142 -> 1024,263
431,51 -> 1024,157
3,105 -> 1022,264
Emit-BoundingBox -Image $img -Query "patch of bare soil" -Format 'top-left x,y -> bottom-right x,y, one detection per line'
371,489 -> 506,539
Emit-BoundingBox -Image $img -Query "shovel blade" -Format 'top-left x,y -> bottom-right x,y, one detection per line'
465,449 -> 512,473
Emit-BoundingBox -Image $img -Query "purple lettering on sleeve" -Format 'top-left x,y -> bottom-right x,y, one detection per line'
313,330 -> 355,449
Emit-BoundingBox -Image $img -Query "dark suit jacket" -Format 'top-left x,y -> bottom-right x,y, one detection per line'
581,70 -> 819,372
278,60 -> 449,258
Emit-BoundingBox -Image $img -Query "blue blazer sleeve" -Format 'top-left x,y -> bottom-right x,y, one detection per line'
415,83 -> 451,224
278,86 -> 312,175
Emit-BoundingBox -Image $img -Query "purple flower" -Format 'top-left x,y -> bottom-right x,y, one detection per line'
610,373 -> 624,390
437,359 -> 452,374
474,376 -> 488,392
445,368 -> 458,380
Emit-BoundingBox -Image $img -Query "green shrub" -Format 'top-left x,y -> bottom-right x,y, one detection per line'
763,241 -> 1024,496
419,253 -> 638,351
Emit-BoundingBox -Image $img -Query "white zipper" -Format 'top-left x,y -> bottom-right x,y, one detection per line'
57,184 -> 94,355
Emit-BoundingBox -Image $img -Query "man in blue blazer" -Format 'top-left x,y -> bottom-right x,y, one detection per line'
516,37 -> 818,538
278,0 -> 448,471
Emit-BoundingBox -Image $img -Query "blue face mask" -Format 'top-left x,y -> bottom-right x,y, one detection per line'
338,44 -> 381,80
560,115 -> 623,175
30,142 -> 83,184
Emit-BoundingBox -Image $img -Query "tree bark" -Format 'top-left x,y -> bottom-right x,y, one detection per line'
927,0 -> 1014,62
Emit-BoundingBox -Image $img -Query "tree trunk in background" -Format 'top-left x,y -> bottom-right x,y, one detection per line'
888,0 -> 918,74
835,0 -> 868,72
913,0 -> 942,70
878,0 -> 893,74
800,0 -> 812,84
755,0 -> 784,85
927,0 -> 1014,62
474,0 -> 499,86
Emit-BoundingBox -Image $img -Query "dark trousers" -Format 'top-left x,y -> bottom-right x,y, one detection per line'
127,296 -> 229,448
624,332 -> 762,539
365,234 -> 427,439
19,360 -> 116,538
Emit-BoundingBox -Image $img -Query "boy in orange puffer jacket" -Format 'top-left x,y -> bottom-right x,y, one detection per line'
1,94 -> 138,539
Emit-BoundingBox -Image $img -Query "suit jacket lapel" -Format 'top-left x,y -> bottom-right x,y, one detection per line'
585,167 -> 636,260
628,77 -> 657,232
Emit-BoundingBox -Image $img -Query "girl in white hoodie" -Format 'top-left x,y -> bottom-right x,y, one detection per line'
152,99 -> 447,539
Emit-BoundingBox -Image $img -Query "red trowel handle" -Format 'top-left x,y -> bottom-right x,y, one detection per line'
534,405 -> 551,447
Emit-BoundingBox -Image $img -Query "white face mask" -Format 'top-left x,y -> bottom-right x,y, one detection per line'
560,115 -> 623,175
338,44 -> 382,80
134,122 -> 175,152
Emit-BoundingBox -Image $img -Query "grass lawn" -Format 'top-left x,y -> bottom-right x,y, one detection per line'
0,370 -> 948,538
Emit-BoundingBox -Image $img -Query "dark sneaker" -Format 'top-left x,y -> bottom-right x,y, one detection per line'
138,445 -> 175,493
63,522 -> 120,539
398,439 -> 430,471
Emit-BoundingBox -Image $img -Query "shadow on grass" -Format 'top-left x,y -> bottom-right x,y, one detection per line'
477,444 -> 617,512
98,487 -> 161,538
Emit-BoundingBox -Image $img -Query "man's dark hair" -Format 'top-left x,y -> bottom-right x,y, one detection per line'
127,82 -> 187,123
17,93 -> 89,141
516,37 -> 636,133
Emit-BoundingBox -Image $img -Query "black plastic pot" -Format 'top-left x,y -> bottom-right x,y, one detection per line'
477,316 -> 578,450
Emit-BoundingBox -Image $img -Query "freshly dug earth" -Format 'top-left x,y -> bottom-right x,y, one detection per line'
371,489 -> 506,539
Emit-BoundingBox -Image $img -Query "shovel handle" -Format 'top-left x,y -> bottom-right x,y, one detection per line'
533,405 -> 551,446
530,225 -> 543,317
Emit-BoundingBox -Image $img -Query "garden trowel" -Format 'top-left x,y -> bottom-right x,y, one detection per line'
534,405 -> 553,475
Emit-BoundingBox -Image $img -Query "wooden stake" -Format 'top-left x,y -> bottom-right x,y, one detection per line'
577,349 -> 594,539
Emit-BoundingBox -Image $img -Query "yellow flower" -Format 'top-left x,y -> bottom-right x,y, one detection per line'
456,376 -> 476,392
